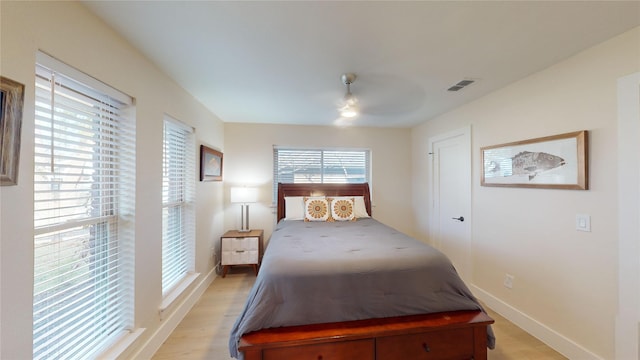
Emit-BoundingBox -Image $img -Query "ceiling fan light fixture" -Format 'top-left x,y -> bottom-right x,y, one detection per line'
340,104 -> 359,118
339,73 -> 359,118
339,93 -> 359,118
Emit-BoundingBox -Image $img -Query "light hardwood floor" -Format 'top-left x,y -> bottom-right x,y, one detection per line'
152,267 -> 567,360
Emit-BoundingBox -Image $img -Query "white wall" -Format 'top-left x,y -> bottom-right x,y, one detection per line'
223,123 -> 414,242
0,2 -> 225,358
412,27 -> 640,359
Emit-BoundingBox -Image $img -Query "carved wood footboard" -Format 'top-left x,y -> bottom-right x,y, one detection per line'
239,310 -> 494,360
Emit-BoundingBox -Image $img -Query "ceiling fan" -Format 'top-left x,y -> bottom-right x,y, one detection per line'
332,72 -> 424,126
338,73 -> 359,118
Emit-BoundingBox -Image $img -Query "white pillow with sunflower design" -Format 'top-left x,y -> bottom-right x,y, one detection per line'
329,197 -> 356,221
304,197 -> 330,222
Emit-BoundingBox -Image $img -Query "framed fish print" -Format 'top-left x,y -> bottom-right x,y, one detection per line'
481,130 -> 588,190
200,145 -> 223,181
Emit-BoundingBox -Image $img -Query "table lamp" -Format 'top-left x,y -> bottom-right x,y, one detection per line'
230,187 -> 258,232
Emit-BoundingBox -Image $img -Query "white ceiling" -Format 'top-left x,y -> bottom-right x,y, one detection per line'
83,1 -> 640,128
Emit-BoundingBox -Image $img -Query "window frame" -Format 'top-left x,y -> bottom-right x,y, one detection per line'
272,146 -> 372,202
33,51 -> 135,359
161,116 -> 196,299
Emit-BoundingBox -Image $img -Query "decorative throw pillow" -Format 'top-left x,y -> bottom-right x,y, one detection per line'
284,196 -> 305,220
330,197 -> 356,221
304,197 -> 330,222
353,196 -> 370,218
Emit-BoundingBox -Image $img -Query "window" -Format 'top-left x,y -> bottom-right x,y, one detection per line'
33,52 -> 135,359
272,147 -> 371,200
162,117 -> 195,296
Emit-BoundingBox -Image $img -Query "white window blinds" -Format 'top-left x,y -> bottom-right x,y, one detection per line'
273,148 -> 370,199
33,52 -> 135,359
162,117 -> 195,296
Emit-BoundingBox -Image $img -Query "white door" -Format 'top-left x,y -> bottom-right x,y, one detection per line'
429,127 -> 471,282
615,72 -> 640,360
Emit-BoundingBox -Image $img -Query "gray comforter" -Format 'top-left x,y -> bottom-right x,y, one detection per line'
229,218 -> 495,358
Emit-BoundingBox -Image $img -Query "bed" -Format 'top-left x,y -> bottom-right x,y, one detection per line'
230,183 -> 494,359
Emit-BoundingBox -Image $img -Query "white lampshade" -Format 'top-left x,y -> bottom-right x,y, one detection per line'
230,187 -> 258,204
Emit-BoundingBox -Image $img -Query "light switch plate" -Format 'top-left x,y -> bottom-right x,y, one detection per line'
576,214 -> 591,232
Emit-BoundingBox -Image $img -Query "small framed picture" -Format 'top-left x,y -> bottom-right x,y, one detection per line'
200,145 -> 223,181
1,76 -> 25,186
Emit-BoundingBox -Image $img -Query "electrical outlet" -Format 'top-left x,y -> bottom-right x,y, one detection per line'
504,274 -> 514,289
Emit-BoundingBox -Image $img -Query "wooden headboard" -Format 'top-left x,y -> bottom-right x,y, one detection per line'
277,183 -> 372,222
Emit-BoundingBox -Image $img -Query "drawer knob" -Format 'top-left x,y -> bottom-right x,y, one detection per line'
422,342 -> 431,352
317,355 -> 323,360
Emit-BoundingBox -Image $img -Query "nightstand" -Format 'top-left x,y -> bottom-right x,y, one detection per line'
221,229 -> 264,277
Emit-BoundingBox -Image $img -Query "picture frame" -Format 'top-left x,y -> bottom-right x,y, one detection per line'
1,76 -> 25,186
481,130 -> 588,190
200,145 -> 223,181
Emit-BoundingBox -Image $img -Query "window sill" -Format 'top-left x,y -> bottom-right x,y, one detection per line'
96,328 -> 145,360
159,272 -> 200,320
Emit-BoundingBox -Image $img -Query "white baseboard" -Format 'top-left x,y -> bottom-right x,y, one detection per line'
471,285 -> 603,360
128,267 -> 218,359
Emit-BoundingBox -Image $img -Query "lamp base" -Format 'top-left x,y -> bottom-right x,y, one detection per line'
238,204 -> 252,233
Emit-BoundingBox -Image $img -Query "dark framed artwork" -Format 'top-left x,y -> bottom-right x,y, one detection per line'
481,130 -> 588,190
0,76 -> 25,186
200,145 -> 223,181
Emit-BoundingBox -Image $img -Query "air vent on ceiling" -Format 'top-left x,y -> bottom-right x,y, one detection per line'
447,79 -> 475,92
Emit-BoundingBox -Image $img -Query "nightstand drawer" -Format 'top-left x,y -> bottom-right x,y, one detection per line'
221,237 -> 259,265
222,237 -> 259,251
222,248 -> 259,265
